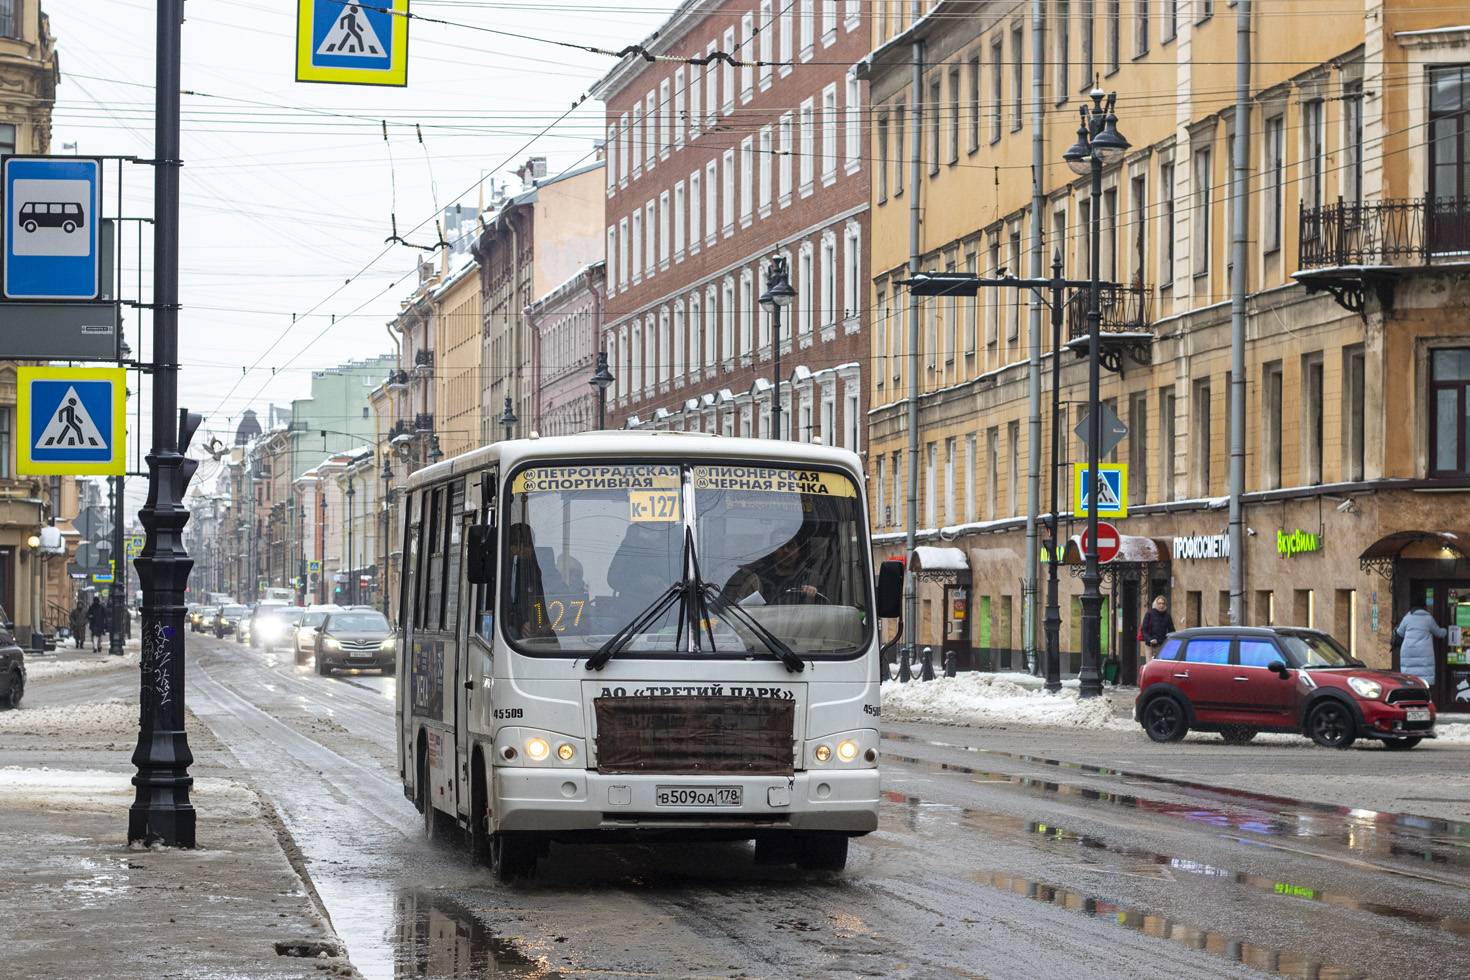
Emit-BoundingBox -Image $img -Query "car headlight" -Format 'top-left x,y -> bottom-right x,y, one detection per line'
1347,677 -> 1383,699
379,637 -> 396,651
323,637 -> 341,650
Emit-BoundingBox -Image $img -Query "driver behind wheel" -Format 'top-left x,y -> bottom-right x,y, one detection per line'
722,532 -> 822,605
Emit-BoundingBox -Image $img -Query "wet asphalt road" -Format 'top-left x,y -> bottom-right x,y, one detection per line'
112,636 -> 1470,978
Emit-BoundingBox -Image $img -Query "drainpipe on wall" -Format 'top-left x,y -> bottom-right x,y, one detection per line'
904,39 -> 923,666
1228,2 -> 1252,624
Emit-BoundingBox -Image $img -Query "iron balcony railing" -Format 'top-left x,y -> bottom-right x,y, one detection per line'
1065,282 -> 1155,343
1298,195 -> 1470,268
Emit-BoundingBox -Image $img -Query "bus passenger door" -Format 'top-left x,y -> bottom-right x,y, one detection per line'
454,512 -> 474,818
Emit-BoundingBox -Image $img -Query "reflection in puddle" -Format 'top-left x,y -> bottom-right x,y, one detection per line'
880,793 -> 1470,941
975,869 -> 1358,980
393,890 -> 554,979
882,735 -> 1470,869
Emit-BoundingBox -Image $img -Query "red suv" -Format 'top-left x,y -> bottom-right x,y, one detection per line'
1136,627 -> 1436,749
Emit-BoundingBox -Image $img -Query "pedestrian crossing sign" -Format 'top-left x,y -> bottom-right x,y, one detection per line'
296,0 -> 409,87
17,366 -> 125,474
1074,464 -> 1128,519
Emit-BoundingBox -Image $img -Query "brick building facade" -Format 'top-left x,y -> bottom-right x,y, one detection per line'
592,0 -> 870,447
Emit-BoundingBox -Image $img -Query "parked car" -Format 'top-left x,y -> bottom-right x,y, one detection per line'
293,604 -> 344,663
1136,626 -> 1436,749
0,605 -> 24,709
314,610 -> 395,676
191,606 -> 218,633
214,604 -> 248,638
242,600 -> 293,648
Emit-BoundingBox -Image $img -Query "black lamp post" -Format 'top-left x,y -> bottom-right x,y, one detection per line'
1062,86 -> 1130,700
758,255 -> 797,439
317,486 -> 327,604
499,395 -> 518,442
296,503 -> 305,603
428,435 -> 444,464
345,477 -> 356,606
588,351 -> 614,431
381,457 -> 393,619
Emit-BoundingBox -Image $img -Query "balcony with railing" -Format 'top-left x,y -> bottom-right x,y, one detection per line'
413,349 -> 434,375
1296,196 -> 1470,315
1063,282 -> 1155,373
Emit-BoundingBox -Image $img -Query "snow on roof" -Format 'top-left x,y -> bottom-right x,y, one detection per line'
912,545 -> 969,571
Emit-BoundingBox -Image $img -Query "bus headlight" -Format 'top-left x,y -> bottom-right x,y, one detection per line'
557,744 -> 575,761
807,730 -> 878,769
837,741 -> 858,761
526,738 -> 550,761
814,744 -> 832,762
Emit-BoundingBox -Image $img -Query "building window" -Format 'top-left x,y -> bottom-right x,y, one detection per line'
705,161 -> 717,243
705,285 -> 718,366
688,66 -> 700,142
1343,345 -> 1365,482
820,235 -> 836,329
722,148 -> 735,235
740,136 -> 754,223
1429,66 -> 1470,206
659,79 -> 672,156
606,226 -> 618,290
759,127 -> 772,213
673,182 -> 686,258
1134,0 -> 1149,57
705,40 -> 719,124
739,272 -> 754,357
877,113 -> 889,202
722,27 -> 736,113
845,74 -> 861,170
658,308 -> 671,383
1344,80 -> 1364,205
1192,146 -> 1211,278
1302,99 -> 1324,213
1011,25 -> 1024,131
928,77 -> 942,173
1081,0 -> 1093,89
1159,386 -> 1175,502
1262,360 -> 1283,490
1106,0 -> 1120,73
658,191 -> 671,266
741,13 -> 755,100
687,293 -> 701,370
672,303 -> 685,378
780,1 -> 793,67
1129,392 -> 1148,505
645,92 -> 657,169
673,69 -> 686,148
1007,421 -> 1020,517
630,210 -> 642,280
759,2 -> 773,88
894,103 -> 906,195
1303,352 -> 1324,486
721,279 -> 736,363
1264,115 -> 1284,252
798,245 -> 814,335
0,407 -> 10,477
800,97 -> 816,191
965,433 -> 977,522
969,55 -> 982,150
843,224 -> 860,319
989,39 -> 1003,142
1431,349 -> 1470,476
986,428 -> 998,520
800,0 -> 814,57
1191,379 -> 1211,496
925,442 -> 937,528
630,106 -> 643,178
822,83 -> 838,182
645,200 -> 657,274
688,170 -> 701,252
1055,1 -> 1070,99
944,437 -> 957,525
1160,161 -> 1175,285
779,112 -> 794,203
1164,0 -> 1177,40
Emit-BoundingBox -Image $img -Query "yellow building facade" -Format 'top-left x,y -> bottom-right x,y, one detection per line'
864,1 -> 1470,711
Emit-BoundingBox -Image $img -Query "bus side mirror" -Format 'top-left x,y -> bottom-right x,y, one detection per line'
875,559 -> 905,619
466,524 -> 496,585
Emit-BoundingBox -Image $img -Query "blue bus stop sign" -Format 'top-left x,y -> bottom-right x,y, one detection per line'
3,156 -> 101,300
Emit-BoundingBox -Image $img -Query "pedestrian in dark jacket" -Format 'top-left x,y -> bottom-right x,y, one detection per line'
1395,602 -> 1445,685
86,597 -> 109,652
1140,594 -> 1175,661
69,600 -> 87,649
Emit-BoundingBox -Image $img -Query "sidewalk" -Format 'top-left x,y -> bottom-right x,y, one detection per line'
0,650 -> 358,980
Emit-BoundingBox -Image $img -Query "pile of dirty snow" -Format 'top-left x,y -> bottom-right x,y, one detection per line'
0,698 -> 137,739
24,643 -> 140,679
881,672 -> 1133,731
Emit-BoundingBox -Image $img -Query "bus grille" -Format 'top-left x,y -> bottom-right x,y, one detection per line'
594,695 -> 795,775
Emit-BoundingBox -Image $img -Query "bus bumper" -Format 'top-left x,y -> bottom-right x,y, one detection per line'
493,768 -> 880,834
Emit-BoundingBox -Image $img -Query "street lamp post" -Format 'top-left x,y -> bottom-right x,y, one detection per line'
500,396 -> 518,442
345,478 -> 356,606
588,352 -> 614,431
381,456 -> 393,619
317,486 -> 327,604
1063,87 -> 1130,700
758,255 -> 797,439
297,503 -> 305,604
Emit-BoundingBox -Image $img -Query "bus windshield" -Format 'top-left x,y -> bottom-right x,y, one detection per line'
502,462 -> 871,659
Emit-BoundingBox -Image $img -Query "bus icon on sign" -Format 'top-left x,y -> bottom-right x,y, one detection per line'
19,201 -> 84,234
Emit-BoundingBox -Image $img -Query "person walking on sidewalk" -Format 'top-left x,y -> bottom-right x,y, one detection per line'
69,599 -> 87,649
1139,594 -> 1175,662
86,597 -> 109,653
1395,601 -> 1445,687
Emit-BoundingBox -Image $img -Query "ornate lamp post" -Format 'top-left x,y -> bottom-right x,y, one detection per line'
757,255 -> 797,439
296,503 -> 305,603
428,435 -> 444,464
1062,87 -> 1130,700
499,395 -> 518,442
381,456 -> 394,619
317,486 -> 327,604
345,477 -> 356,606
588,351 -> 614,431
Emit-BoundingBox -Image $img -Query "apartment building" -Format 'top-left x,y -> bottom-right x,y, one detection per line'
525,261 -> 607,436
865,1 -> 1470,711
591,0 -> 869,445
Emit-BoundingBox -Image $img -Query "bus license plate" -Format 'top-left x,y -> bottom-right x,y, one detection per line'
1406,709 -> 1430,723
655,786 -> 742,807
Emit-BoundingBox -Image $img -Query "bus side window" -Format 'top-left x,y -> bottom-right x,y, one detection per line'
443,487 -> 464,628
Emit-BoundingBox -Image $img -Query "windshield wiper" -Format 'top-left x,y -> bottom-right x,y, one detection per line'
585,581 -> 684,671
680,526 -> 801,672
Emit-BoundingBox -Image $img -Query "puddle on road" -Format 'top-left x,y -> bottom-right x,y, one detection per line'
393,890 -> 557,979
882,733 -> 1470,869
974,868 -> 1359,980
880,791 -> 1470,941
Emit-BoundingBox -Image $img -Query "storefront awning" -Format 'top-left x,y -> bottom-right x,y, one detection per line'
1060,534 -> 1171,564
1359,530 -> 1470,580
910,545 -> 970,582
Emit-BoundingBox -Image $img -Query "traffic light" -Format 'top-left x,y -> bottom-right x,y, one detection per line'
334,585 -> 342,595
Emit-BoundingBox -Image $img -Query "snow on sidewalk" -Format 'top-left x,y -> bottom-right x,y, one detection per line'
881,672 -> 1136,732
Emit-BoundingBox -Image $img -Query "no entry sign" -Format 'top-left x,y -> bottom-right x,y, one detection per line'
1082,521 -> 1122,563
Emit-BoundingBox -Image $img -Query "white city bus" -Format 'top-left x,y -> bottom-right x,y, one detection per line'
395,432 -> 895,879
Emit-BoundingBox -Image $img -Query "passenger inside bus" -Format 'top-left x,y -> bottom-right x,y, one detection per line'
597,522 -> 682,627
506,523 -> 554,638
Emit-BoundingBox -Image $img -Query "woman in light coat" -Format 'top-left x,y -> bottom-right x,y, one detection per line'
1395,602 -> 1445,685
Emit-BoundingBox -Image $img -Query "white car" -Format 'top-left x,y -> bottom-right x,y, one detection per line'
293,604 -> 344,663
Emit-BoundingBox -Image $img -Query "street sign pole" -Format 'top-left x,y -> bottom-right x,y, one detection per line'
108,474 -> 124,655
129,0 -> 200,850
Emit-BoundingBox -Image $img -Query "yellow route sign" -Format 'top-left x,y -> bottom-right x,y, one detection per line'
17,366 -> 126,475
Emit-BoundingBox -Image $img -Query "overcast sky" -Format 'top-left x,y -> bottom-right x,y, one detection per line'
49,0 -> 678,495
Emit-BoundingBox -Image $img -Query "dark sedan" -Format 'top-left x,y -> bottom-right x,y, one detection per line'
314,610 -> 395,676
0,605 -> 23,709
215,604 -> 248,638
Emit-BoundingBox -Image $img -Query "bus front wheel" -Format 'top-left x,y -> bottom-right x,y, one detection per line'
491,833 -> 538,882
